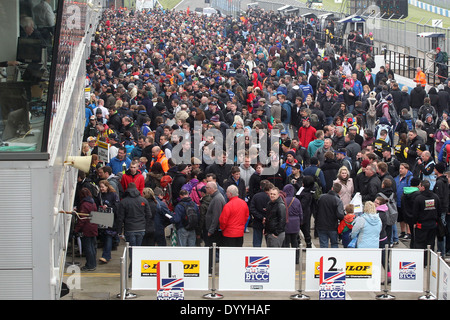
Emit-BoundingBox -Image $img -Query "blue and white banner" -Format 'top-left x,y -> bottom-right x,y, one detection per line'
219,248 -> 296,291
390,249 -> 424,292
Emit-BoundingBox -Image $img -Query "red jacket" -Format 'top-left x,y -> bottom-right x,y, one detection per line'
74,198 -> 98,237
219,196 -> 249,238
121,171 -> 145,195
298,125 -> 317,149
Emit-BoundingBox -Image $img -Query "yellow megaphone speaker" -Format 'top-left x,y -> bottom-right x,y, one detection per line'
64,156 -> 92,173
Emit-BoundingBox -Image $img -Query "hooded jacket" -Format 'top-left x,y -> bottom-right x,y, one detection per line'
351,213 -> 382,248
116,185 -> 152,234
307,139 -> 324,158
316,190 -> 345,231
283,185 -> 303,234
401,186 -> 421,225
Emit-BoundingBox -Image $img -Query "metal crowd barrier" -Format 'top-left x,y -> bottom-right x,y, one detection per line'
118,243 -> 447,300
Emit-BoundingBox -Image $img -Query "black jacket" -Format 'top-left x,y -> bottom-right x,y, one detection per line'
316,190 -> 345,231
264,196 -> 287,236
116,186 -> 152,233
401,187 -> 421,225
249,191 -> 270,229
434,175 -> 449,214
413,190 -> 441,229
361,174 -> 381,202
223,176 -> 246,200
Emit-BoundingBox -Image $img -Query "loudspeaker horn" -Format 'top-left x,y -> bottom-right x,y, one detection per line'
64,156 -> 92,173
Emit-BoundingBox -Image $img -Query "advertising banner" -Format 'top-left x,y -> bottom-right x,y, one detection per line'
438,257 -> 450,300
319,255 -> 346,300
131,247 -> 209,290
218,247 -> 296,291
430,250 -> 439,297
390,249 -> 424,292
156,261 -> 185,300
305,249 -> 382,292
96,140 -> 110,163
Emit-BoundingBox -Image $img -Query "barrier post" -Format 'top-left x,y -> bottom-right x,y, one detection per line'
290,246 -> 310,300
203,242 -> 223,299
116,242 -> 137,299
419,246 -> 437,300
376,244 -> 395,300
436,251 -> 441,300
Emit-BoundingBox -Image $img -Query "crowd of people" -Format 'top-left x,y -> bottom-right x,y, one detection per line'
72,6 -> 450,273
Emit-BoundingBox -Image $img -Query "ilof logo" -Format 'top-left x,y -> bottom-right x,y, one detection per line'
399,262 -> 416,280
314,262 -> 373,279
141,260 -> 200,277
245,256 -> 270,283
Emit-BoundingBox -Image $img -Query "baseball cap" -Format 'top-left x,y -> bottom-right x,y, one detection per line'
416,144 -> 426,152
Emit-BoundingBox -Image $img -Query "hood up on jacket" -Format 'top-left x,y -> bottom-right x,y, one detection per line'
363,213 -> 381,226
283,184 -> 296,198
125,184 -> 140,198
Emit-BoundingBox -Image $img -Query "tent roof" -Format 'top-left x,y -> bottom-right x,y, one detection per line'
417,32 -> 446,38
337,14 -> 365,23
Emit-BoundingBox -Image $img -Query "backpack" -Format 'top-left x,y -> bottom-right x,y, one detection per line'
444,143 -> 450,164
442,52 -> 448,64
310,113 -> 319,129
313,168 -> 323,202
281,106 -> 288,122
404,118 -> 413,131
160,175 -> 174,211
181,201 -> 199,231
367,98 -> 377,118
375,123 -> 392,145
378,192 -> 398,226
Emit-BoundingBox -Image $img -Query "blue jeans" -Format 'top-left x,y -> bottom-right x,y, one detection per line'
253,227 -> 264,247
318,230 -> 339,248
101,233 -> 113,261
177,227 -> 196,247
125,231 -> 145,272
81,236 -> 97,269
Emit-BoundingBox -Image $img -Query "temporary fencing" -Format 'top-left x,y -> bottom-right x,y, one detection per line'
117,243 -> 448,300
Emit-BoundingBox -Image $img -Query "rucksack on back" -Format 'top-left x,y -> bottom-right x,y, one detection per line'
379,192 -> 398,226
313,168 -> 323,201
181,202 -> 198,231
405,118 -> 413,131
281,106 -> 288,122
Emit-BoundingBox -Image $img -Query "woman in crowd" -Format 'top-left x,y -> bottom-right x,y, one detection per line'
74,188 -> 98,271
350,201 -> 382,249
98,179 -> 120,264
333,166 -> 354,207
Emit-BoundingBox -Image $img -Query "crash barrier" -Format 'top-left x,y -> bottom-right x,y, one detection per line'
117,243 -> 449,300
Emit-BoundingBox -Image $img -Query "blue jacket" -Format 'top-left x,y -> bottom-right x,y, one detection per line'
171,197 -> 199,230
438,140 -> 450,162
303,165 -> 326,192
108,156 -> 131,175
351,213 -> 382,248
353,79 -> 363,97
394,170 -> 413,207
281,100 -> 292,124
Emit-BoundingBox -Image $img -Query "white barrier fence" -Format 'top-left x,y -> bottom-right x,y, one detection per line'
117,243 -> 450,300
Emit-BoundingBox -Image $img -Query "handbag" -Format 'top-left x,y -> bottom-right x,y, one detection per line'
348,237 -> 358,248
437,217 -> 449,240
